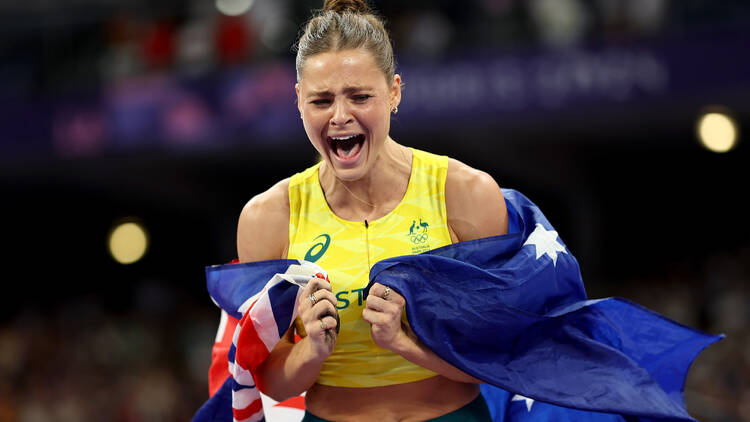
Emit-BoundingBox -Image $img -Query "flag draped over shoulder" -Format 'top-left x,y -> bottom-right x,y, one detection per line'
365,189 -> 723,421
192,189 -> 722,422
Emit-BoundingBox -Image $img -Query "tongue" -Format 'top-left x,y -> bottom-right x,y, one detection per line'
336,138 -> 362,159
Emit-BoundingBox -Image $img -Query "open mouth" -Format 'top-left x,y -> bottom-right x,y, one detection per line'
327,134 -> 365,160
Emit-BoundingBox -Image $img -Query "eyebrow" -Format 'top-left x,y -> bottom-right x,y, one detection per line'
306,86 -> 373,97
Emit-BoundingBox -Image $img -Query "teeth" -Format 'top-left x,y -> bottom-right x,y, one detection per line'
331,135 -> 358,141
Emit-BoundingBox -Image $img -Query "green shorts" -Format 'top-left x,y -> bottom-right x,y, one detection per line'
301,393 -> 491,421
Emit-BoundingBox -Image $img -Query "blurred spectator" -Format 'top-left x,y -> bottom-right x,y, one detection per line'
141,21 -> 177,70
215,15 -> 253,66
175,17 -> 216,76
400,10 -> 454,59
595,0 -> 669,39
101,13 -> 143,82
527,0 -> 591,48
2,284 -> 216,422
607,246 -> 750,421
248,0 -> 296,56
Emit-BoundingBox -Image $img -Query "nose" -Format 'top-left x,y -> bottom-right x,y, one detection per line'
330,100 -> 353,127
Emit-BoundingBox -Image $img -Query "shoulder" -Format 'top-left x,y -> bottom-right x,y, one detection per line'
237,178 -> 291,262
445,158 -> 508,242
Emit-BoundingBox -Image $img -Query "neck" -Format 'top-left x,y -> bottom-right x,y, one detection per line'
320,138 -> 412,221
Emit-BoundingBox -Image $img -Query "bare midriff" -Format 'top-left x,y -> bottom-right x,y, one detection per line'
304,376 -> 480,422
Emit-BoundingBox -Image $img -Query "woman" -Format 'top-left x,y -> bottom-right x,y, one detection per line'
236,0 -> 508,420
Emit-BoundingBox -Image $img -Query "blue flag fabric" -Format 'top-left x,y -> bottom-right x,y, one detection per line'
196,188 -> 722,422
364,189 -> 722,421
193,377 -> 234,422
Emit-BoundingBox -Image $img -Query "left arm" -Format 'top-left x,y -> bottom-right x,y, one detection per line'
444,157 -> 508,242
362,158 -> 508,383
363,284 -> 483,383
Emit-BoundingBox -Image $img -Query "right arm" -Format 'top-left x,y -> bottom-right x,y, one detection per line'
237,179 -> 338,401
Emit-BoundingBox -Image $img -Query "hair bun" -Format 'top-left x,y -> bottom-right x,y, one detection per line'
323,0 -> 371,14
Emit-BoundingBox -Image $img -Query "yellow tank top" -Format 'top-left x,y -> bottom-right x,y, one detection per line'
287,148 -> 453,387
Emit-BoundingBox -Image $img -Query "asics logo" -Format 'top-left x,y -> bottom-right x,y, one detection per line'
305,234 -> 331,262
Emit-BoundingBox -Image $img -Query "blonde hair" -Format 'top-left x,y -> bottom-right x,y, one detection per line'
294,0 -> 395,82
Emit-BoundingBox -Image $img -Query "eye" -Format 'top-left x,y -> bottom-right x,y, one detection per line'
353,94 -> 371,103
311,99 -> 331,106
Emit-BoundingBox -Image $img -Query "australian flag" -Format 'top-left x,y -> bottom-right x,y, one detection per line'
193,189 -> 722,422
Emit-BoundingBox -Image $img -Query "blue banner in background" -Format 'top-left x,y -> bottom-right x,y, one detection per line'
2,27 -> 749,157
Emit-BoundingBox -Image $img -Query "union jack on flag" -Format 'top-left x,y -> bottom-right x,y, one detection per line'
194,261 -> 326,422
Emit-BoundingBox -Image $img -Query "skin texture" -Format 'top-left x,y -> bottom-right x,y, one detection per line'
236,48 -> 508,421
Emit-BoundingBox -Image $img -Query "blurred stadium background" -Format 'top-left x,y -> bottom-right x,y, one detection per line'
1,0 -> 749,420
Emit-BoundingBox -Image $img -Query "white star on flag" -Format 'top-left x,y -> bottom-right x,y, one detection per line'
523,223 -> 567,266
511,394 -> 535,411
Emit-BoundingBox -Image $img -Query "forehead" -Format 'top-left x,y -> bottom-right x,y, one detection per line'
299,49 -> 389,92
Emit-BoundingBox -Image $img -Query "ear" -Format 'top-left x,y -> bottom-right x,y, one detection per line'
390,74 -> 402,109
295,83 -> 303,117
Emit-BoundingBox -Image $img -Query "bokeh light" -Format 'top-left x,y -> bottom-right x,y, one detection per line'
108,220 -> 149,265
697,110 -> 739,153
215,0 -> 253,16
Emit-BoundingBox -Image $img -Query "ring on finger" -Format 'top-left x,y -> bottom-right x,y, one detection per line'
309,293 -> 317,305
383,286 -> 391,300
320,319 -> 327,330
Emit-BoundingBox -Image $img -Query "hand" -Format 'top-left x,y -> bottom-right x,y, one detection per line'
362,283 -> 411,351
297,276 -> 339,359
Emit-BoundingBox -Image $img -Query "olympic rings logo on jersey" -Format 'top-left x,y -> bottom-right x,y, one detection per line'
410,233 -> 428,244
407,218 -> 429,245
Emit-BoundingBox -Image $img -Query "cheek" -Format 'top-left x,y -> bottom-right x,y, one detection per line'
360,106 -> 390,132
302,112 -> 324,135
370,110 -> 391,135
301,117 -> 328,152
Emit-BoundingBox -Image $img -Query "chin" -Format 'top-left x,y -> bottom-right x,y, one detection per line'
329,165 -> 367,182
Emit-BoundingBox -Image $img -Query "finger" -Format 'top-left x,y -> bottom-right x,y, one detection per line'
301,281 -> 334,311
362,307 -> 387,325
300,290 -> 319,313
313,311 -> 339,339
366,282 -> 386,300
367,283 -> 403,304
365,295 -> 387,312
299,292 -> 337,318
366,295 -> 403,313
312,276 -> 333,290
320,315 -> 338,333
316,299 -> 341,335
312,299 -> 338,321
382,287 -> 405,305
302,300 -> 338,333
301,279 -> 331,305
310,288 -> 337,308
304,277 -> 332,296
362,307 -> 398,327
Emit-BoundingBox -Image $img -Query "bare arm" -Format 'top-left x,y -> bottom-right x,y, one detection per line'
445,158 -> 508,242
363,158 -> 509,383
237,179 -> 339,401
236,179 -> 290,264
